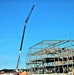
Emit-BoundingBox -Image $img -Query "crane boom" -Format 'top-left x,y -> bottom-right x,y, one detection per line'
16,5 -> 35,71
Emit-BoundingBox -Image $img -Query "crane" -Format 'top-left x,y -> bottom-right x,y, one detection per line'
16,5 -> 35,72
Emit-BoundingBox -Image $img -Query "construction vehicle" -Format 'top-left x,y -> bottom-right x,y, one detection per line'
0,5 -> 35,75
16,5 -> 35,72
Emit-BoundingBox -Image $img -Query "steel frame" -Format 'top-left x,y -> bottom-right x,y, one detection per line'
27,40 -> 74,74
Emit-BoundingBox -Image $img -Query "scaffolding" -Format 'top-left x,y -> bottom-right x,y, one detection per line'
27,40 -> 74,74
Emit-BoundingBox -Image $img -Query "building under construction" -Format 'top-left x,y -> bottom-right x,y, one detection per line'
27,40 -> 74,75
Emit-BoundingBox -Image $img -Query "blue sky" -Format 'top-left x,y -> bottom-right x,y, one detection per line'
0,0 -> 74,70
